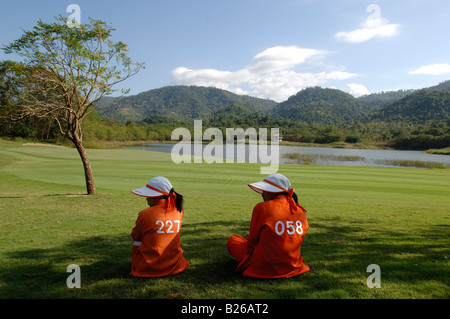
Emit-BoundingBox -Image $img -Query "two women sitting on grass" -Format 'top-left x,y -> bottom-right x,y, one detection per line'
129,173 -> 309,279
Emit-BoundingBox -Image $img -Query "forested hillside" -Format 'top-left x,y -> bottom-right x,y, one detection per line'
271,87 -> 367,125
357,89 -> 414,112
1,70 -> 449,150
372,89 -> 449,124
99,83 -> 448,127
98,85 -> 276,122
90,81 -> 450,150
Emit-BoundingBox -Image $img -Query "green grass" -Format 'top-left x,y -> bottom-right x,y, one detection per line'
284,153 -> 365,165
427,147 -> 450,155
0,140 -> 449,299
374,159 -> 448,169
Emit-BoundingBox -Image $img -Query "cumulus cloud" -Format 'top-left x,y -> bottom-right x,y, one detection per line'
250,71 -> 358,101
172,46 -> 357,101
347,83 -> 370,97
335,5 -> 400,43
246,46 -> 325,74
335,24 -> 399,43
172,67 -> 236,90
409,63 -> 450,75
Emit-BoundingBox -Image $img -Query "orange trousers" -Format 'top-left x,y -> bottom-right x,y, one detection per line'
227,235 -> 254,272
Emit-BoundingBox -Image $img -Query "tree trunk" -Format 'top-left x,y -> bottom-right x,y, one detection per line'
73,138 -> 96,195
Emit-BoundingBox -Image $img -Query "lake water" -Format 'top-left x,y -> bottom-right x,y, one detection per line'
128,143 -> 450,168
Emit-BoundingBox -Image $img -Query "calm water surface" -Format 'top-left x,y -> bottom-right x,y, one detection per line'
128,143 -> 450,168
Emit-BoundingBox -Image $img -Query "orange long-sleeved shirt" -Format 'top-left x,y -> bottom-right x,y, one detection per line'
241,195 -> 309,278
130,199 -> 189,277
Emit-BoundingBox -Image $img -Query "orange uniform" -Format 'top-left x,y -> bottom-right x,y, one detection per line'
130,199 -> 189,277
227,195 -> 309,278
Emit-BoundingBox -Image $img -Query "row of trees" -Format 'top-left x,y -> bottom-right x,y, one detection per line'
87,109 -> 450,148
4,98 -> 449,150
392,122 -> 450,149
394,134 -> 450,150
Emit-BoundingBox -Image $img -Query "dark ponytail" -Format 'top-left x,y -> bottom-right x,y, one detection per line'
163,188 -> 184,213
279,191 -> 298,204
174,190 -> 183,213
292,192 -> 298,204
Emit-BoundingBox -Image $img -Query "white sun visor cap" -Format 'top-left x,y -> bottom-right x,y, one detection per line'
131,176 -> 173,197
248,173 -> 292,194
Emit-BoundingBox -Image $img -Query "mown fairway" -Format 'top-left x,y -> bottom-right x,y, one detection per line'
0,140 -> 449,299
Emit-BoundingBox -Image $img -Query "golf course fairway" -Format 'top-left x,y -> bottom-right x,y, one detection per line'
1,140 -> 449,299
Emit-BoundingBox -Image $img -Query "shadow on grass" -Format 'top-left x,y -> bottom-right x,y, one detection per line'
0,234 -> 132,298
0,221 -> 248,298
295,217 -> 449,298
1,219 -> 448,298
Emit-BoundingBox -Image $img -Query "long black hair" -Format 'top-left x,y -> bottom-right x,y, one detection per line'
279,191 -> 299,204
162,188 -> 184,213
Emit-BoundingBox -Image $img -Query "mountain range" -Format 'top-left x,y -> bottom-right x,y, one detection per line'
97,80 -> 450,126
97,86 -> 276,122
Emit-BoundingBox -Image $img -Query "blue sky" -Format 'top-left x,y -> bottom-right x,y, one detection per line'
1,0 -> 449,101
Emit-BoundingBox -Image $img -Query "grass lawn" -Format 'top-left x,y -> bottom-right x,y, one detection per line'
0,139 -> 449,299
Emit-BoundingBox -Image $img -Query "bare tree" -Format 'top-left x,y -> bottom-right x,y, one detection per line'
2,16 -> 144,194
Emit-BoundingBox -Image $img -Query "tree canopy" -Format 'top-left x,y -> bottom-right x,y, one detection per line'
2,16 -> 143,194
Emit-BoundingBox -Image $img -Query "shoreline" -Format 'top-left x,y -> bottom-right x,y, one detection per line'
137,139 -> 396,150
1,137 -> 447,155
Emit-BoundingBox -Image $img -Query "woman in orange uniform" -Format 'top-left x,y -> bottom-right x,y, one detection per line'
130,176 -> 189,277
227,173 -> 309,278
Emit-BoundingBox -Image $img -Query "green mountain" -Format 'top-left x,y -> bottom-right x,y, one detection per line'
97,81 -> 450,127
357,81 -> 450,113
427,80 -> 450,90
203,104 -> 292,128
269,83 -> 449,125
270,87 -> 367,125
371,88 -> 449,124
98,85 -> 276,122
357,89 -> 414,112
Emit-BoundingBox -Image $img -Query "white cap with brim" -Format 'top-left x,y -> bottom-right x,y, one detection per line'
131,176 -> 173,197
248,173 -> 291,194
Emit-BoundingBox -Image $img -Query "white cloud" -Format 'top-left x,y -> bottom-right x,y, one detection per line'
249,70 -> 357,101
335,6 -> 400,43
347,83 -> 370,97
335,23 -> 400,43
172,67 -> 236,90
409,63 -> 450,75
246,46 -> 326,74
172,46 -> 357,101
